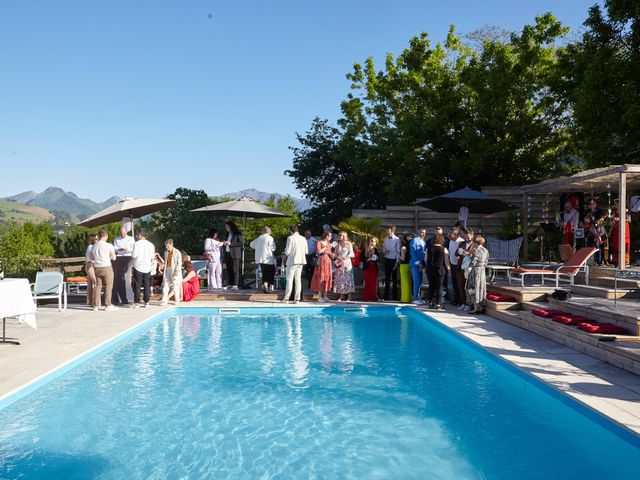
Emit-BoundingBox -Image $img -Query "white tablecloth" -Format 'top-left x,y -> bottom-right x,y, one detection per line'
0,278 -> 37,329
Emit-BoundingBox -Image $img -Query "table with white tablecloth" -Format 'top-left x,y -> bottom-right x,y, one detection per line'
0,278 -> 37,345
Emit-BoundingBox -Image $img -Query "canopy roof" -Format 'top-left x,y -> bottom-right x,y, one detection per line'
521,164 -> 640,194
415,187 -> 517,214
191,196 -> 289,218
78,198 -> 177,227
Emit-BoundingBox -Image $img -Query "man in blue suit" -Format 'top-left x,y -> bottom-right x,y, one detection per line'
410,228 -> 427,304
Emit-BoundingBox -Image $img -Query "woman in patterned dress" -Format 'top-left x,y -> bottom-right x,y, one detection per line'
466,235 -> 489,314
311,231 -> 333,302
333,231 -> 355,301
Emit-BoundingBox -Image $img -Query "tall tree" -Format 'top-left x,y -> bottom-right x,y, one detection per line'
557,0 -> 640,166
288,14 -> 572,226
286,118 -> 360,224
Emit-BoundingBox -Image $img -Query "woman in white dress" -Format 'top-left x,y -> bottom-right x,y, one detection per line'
204,229 -> 223,290
333,231 -> 355,301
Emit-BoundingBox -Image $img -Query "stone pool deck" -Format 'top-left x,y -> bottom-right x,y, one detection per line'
1,301 -> 639,436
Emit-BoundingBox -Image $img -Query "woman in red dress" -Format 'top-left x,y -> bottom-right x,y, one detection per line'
363,237 -> 380,301
611,199 -> 631,265
182,260 -> 201,302
311,231 -> 333,302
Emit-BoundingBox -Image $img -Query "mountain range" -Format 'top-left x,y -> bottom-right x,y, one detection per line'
219,188 -> 312,212
1,187 -> 311,223
2,187 -> 121,220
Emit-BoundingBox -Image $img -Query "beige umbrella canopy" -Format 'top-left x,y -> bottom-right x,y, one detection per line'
78,198 -> 177,232
190,196 -> 290,218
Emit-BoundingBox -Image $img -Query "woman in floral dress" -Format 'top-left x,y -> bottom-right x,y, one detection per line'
333,231 -> 355,301
466,235 -> 489,314
311,231 -> 333,302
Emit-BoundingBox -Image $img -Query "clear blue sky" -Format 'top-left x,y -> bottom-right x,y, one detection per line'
1,0 -> 597,201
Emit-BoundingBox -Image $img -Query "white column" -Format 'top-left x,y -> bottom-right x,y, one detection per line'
619,172 -> 627,270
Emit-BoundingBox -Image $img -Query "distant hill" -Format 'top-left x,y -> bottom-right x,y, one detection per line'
220,188 -> 312,212
0,199 -> 54,223
1,186 -> 310,222
5,190 -> 38,204
2,187 -> 121,220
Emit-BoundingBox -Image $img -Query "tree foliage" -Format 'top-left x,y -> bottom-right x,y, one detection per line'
241,195 -> 301,257
287,14 -> 583,226
557,0 -> 640,166
141,188 -> 226,256
0,222 -> 55,280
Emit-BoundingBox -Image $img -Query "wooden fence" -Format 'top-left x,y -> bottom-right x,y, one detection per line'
353,186 -> 550,238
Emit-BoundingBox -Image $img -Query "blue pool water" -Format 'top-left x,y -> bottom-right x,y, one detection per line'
0,307 -> 639,479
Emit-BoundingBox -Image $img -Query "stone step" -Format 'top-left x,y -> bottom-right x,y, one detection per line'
487,284 -> 554,303
486,307 -> 640,376
589,276 -> 640,289
547,297 -> 640,335
485,299 -> 521,312
570,284 -> 640,300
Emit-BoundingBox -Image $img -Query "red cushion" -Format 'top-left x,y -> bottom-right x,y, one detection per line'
486,294 -> 501,301
532,308 -> 550,318
577,323 -> 626,334
551,314 -> 575,325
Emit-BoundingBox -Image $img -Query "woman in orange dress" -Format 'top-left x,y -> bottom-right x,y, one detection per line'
311,231 -> 333,302
182,260 -> 201,302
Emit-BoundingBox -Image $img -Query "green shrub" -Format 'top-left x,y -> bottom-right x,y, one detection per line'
0,222 -> 55,280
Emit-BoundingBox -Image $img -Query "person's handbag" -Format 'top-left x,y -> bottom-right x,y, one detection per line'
551,289 -> 572,301
310,254 -> 319,267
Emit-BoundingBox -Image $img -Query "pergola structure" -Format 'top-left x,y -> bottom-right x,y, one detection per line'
521,164 -> 640,270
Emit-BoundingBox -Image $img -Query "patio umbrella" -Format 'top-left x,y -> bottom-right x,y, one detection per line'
78,197 -> 177,236
191,197 -> 290,283
415,187 -> 517,226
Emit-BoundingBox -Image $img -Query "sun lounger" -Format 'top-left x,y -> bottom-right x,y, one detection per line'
509,247 -> 598,287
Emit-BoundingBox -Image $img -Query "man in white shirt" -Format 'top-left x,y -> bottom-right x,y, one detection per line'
112,225 -> 135,306
303,228 -> 317,288
282,225 -> 308,304
382,225 -> 400,301
161,239 -> 183,305
250,226 -> 277,293
448,228 -> 463,306
92,229 -> 117,311
131,229 -> 156,307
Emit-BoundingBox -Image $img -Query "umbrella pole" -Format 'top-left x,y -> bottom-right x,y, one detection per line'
241,214 -> 246,287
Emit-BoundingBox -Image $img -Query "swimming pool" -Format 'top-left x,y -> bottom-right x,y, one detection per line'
0,306 -> 638,479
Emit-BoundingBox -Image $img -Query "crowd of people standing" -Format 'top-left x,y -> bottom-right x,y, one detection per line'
82,219 -> 490,314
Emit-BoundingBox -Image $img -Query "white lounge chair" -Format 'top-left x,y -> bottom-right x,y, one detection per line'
508,247 -> 598,288
31,271 -> 67,311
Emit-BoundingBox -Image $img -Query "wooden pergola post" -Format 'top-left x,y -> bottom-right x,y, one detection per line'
619,172 -> 627,270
